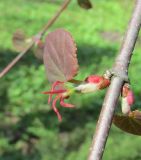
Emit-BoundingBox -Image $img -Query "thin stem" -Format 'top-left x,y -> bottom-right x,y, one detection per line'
88,0 -> 141,160
0,43 -> 34,78
40,0 -> 71,37
0,0 -> 71,79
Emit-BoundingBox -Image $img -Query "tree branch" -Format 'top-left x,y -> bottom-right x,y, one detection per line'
88,0 -> 141,160
0,0 -> 71,79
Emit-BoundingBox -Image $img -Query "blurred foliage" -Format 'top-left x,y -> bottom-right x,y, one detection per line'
0,0 -> 141,159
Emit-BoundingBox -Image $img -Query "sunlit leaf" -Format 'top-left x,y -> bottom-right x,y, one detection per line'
77,0 -> 92,9
43,29 -> 79,83
12,30 -> 32,52
113,110 -> 141,135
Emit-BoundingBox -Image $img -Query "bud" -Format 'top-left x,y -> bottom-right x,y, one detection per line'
127,90 -> 134,106
75,75 -> 110,93
121,84 -> 134,115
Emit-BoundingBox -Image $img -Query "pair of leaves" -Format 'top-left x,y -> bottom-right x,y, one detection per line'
113,110 -> 141,135
77,0 -> 92,9
13,29 -> 79,84
13,30 -> 44,60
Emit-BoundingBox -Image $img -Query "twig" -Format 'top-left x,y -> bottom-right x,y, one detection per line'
88,0 -> 141,160
40,0 -> 71,37
0,0 -> 71,79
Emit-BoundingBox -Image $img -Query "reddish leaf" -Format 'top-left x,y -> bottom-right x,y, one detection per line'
12,30 -> 32,52
77,0 -> 92,9
113,110 -> 141,135
43,29 -> 79,83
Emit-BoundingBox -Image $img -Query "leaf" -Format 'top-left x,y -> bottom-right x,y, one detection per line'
77,0 -> 92,9
43,29 -> 79,83
33,40 -> 44,60
12,30 -> 32,52
68,79 -> 83,84
113,110 -> 141,135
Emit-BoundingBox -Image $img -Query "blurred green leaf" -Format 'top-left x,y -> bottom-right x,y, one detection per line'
77,0 -> 92,9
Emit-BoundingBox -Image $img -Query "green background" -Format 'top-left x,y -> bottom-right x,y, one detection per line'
0,0 -> 141,159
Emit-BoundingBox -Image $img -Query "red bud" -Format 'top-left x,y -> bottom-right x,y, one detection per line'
85,75 -> 103,83
127,91 -> 134,106
121,84 -> 134,115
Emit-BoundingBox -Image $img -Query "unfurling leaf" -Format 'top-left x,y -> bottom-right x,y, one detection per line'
12,30 -> 32,52
43,29 -> 79,83
77,0 -> 92,9
113,110 -> 141,135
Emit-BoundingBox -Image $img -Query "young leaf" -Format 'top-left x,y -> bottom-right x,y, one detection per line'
113,110 -> 141,135
43,29 -> 79,83
77,0 -> 92,10
33,40 -> 44,60
12,30 -> 32,52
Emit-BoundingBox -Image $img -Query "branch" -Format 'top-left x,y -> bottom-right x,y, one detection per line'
0,0 -> 71,79
88,0 -> 141,160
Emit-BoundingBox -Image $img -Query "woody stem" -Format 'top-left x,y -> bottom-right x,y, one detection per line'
88,1 -> 141,160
